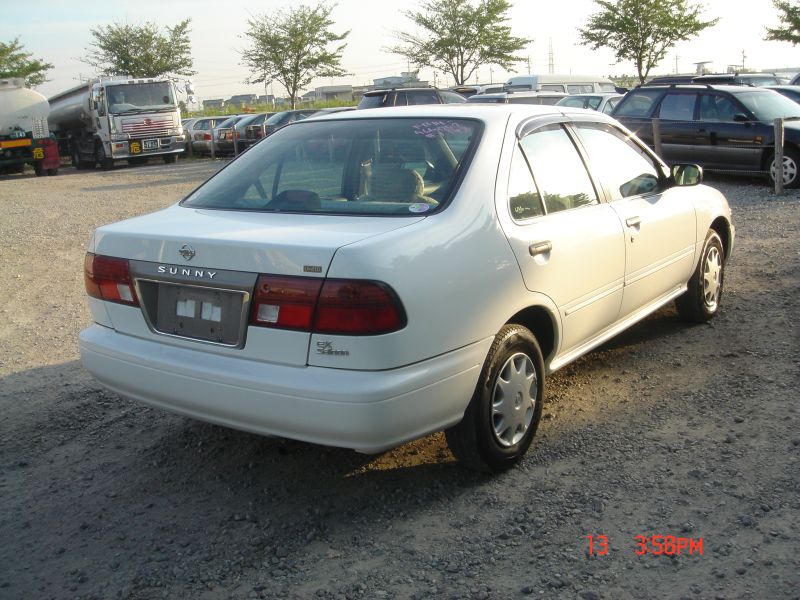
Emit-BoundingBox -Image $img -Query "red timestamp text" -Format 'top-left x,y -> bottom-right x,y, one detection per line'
585,535 -> 703,557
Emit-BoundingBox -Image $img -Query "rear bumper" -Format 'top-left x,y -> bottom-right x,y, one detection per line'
79,324 -> 489,453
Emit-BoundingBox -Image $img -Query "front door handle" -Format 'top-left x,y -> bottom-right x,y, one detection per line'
529,241 -> 552,256
626,216 -> 641,228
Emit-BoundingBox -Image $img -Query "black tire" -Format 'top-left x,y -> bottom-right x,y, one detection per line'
768,147 -> 800,189
72,146 -> 90,170
676,230 -> 725,323
446,324 -> 545,472
95,143 -> 114,171
163,154 -> 177,164
33,162 -> 45,176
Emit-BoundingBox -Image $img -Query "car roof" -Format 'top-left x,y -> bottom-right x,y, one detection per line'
294,102 -> 614,127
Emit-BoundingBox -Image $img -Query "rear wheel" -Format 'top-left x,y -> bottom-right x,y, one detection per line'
676,230 -> 725,322
33,162 -> 45,176
768,147 -> 800,189
72,145 -> 91,170
446,324 -> 545,472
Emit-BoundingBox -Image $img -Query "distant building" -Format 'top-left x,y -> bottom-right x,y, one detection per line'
228,94 -> 258,108
372,71 -> 429,89
302,85 -> 354,103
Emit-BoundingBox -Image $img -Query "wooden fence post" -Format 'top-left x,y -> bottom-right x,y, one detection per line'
774,118 -> 784,195
652,118 -> 662,158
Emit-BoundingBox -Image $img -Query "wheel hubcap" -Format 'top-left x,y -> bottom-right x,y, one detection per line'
491,352 -> 537,447
702,246 -> 722,311
771,155 -> 798,186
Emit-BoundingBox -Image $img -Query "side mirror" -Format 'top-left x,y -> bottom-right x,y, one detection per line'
671,164 -> 703,186
733,113 -> 749,122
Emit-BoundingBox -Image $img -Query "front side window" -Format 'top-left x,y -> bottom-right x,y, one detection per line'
182,118 -> 482,216
699,94 -> 742,122
658,93 -> 697,121
106,82 -> 175,114
573,122 -> 662,200
518,124 -> 598,214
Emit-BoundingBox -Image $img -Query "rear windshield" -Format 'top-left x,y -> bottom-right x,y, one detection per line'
182,117 -> 482,216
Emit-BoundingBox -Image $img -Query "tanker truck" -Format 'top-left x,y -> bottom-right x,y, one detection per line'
48,76 -> 186,170
0,78 -> 60,176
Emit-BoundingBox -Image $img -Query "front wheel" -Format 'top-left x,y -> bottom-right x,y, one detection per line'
676,230 -> 725,322
768,147 -> 800,189
445,324 -> 545,472
95,143 -> 114,171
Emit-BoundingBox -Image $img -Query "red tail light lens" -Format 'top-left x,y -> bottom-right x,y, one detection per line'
315,280 -> 406,335
250,275 -> 405,335
203,132 -> 211,140
84,253 -> 139,306
250,275 -> 323,330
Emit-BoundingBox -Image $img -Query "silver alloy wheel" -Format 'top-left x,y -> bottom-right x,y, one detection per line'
771,154 -> 798,186
491,352 -> 537,447
702,245 -> 722,312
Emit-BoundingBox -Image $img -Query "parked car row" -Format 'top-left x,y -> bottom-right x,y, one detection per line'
610,81 -> 800,188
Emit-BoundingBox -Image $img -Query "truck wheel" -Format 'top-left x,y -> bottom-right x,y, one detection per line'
163,154 -> 177,164
72,147 -> 89,170
95,144 -> 114,171
34,162 -> 45,176
445,324 -> 545,472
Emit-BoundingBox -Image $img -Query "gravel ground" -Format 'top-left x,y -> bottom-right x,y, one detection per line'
0,160 -> 798,600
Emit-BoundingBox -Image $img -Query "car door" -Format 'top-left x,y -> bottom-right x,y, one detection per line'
653,91 -> 701,163
571,120 -> 697,319
501,122 -> 626,356
694,93 -> 765,170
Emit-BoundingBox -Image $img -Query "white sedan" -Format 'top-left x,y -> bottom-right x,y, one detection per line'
79,104 -> 734,471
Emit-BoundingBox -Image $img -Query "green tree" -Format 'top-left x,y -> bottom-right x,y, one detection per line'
389,0 -> 529,86
241,2 -> 349,109
0,38 -> 53,87
579,0 -> 718,83
83,20 -> 195,78
765,0 -> 800,44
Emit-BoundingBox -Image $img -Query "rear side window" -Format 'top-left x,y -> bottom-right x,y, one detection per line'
439,91 -> 467,104
658,93 -> 697,121
182,118 -> 482,216
613,89 -> 663,117
518,124 -> 598,214
507,146 -> 544,221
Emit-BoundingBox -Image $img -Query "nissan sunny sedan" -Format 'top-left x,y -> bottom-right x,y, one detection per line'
79,104 -> 734,471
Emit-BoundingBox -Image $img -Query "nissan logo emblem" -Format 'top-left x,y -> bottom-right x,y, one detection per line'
179,244 -> 195,261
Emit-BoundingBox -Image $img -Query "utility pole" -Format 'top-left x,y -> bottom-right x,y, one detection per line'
674,55 -> 679,74
741,50 -> 746,71
548,39 -> 554,74
527,55 -> 531,73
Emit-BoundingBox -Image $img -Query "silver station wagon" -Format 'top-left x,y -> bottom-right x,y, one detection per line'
80,104 -> 734,471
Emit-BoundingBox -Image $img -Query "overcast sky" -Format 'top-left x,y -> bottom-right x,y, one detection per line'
2,0 -> 797,101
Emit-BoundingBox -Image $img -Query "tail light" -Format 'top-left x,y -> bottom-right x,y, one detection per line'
250,275 -> 405,335
203,132 -> 211,141
84,253 -> 139,306
236,131 -> 241,139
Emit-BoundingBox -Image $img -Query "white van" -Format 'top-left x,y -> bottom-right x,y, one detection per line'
504,74 -> 617,94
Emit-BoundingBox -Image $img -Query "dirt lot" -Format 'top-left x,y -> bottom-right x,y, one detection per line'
0,160 -> 798,600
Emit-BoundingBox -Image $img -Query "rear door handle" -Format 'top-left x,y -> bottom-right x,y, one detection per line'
625,216 -> 641,228
529,241 -> 552,256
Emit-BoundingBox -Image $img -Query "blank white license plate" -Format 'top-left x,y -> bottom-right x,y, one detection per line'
143,139 -> 158,150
